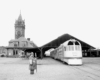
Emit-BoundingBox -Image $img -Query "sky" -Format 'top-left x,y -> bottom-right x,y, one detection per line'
0,0 -> 100,48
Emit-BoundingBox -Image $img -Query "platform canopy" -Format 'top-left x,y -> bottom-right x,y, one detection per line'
41,33 -> 95,52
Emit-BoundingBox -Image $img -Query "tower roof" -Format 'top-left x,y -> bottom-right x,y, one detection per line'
15,12 -> 25,27
18,13 -> 23,21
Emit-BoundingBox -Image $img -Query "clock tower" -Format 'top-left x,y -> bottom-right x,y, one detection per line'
15,13 -> 25,39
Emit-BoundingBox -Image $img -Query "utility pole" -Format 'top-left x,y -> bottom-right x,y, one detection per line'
41,47 -> 43,59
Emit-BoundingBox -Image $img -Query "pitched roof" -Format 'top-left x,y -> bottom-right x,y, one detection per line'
17,37 -> 28,41
41,33 -> 95,50
9,37 -> 38,48
9,39 -> 18,42
18,13 -> 23,21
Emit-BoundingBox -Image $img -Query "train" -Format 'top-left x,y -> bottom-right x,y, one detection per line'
50,39 -> 83,65
45,48 -> 55,56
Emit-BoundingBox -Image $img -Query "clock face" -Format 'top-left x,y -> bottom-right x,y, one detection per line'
16,30 -> 22,38
17,31 -> 21,36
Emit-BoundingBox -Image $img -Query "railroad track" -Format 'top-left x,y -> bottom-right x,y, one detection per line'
70,64 -> 100,78
83,64 -> 100,71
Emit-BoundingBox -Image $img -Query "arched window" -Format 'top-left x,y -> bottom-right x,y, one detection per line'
68,41 -> 74,51
75,41 -> 80,50
68,41 -> 73,45
75,41 -> 79,45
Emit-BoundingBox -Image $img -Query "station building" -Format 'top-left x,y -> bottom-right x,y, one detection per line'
0,13 -> 39,57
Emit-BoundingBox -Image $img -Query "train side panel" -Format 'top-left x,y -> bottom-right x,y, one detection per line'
50,39 -> 83,65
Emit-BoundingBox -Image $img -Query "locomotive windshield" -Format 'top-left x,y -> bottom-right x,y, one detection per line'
75,41 -> 80,50
67,41 -> 74,51
68,41 -> 73,45
75,41 -> 79,45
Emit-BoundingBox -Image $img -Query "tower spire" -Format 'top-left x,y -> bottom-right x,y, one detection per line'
18,10 -> 22,21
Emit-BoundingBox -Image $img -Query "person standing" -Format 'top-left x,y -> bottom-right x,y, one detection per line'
29,52 -> 37,74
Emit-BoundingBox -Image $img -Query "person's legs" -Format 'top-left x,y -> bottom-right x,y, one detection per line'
30,70 -> 34,74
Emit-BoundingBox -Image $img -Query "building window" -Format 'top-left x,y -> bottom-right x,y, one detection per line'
22,41 -> 27,47
14,44 -> 17,47
14,41 -> 19,47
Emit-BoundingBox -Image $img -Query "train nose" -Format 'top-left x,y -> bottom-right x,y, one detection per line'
72,52 -> 77,56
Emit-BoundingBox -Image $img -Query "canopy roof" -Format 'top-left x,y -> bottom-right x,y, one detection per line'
41,33 -> 95,50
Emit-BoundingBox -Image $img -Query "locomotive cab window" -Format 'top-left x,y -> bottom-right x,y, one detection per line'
75,41 -> 79,45
75,41 -> 80,50
68,41 -> 74,51
68,41 -> 73,45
